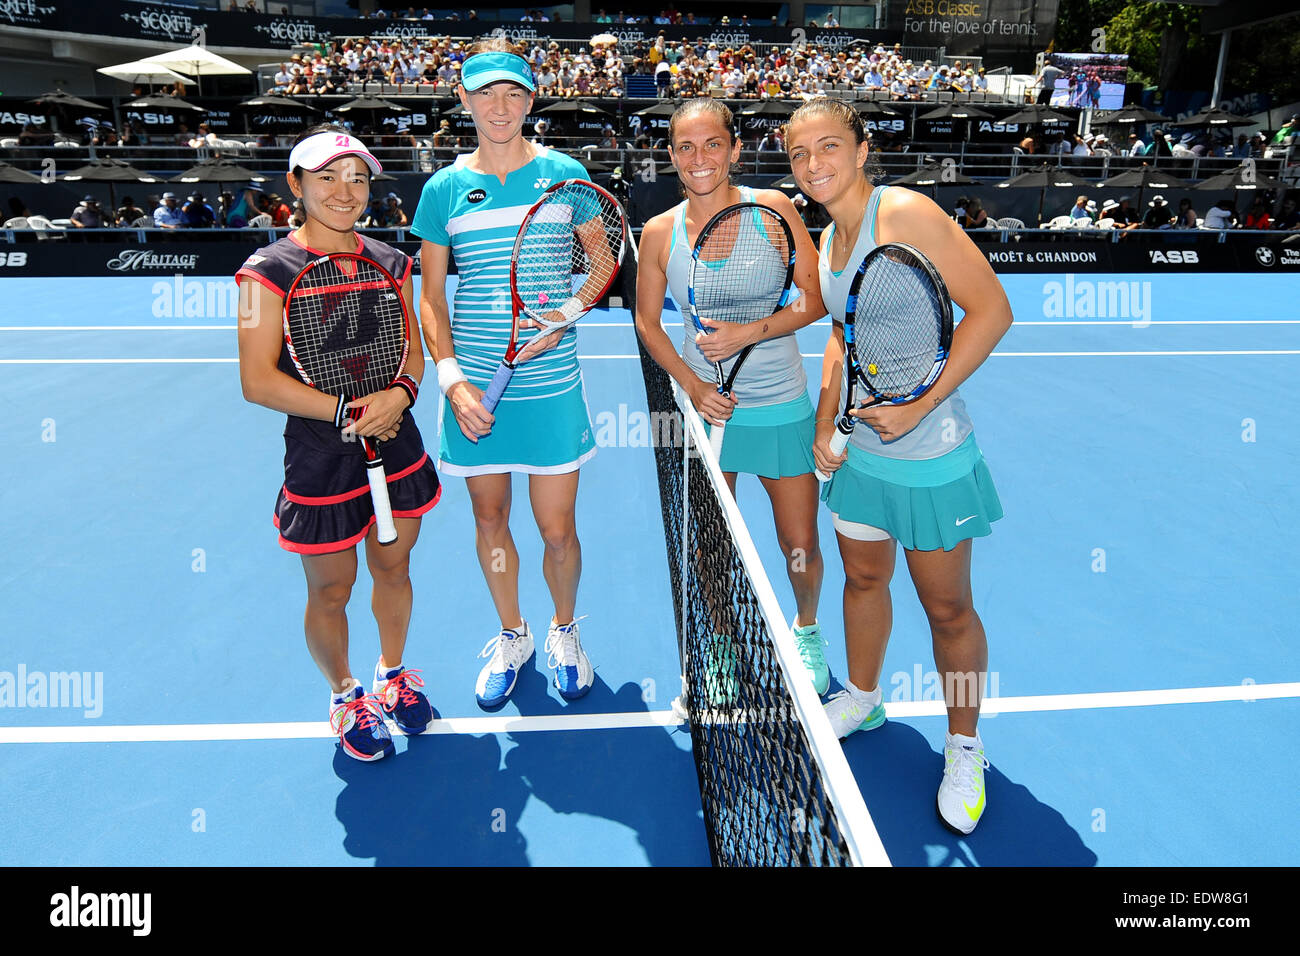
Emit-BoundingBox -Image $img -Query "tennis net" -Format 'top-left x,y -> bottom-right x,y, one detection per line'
631,294 -> 890,868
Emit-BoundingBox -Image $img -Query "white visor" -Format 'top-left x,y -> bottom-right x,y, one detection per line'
288,131 -> 383,177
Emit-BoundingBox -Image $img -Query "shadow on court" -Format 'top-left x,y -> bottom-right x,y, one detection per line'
502,667 -> 711,867
842,720 -> 1098,867
331,667 -> 710,866
333,730 -> 531,866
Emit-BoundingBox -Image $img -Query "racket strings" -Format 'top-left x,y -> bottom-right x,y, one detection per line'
851,256 -> 946,398
692,208 -> 791,325
286,257 -> 407,397
514,183 -> 624,316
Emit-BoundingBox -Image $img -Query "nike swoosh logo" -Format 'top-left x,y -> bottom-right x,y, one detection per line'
955,515 -> 978,526
964,786 -> 985,821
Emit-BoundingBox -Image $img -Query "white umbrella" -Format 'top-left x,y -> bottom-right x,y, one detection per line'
139,45 -> 252,94
98,60 -> 194,85
590,33 -> 618,46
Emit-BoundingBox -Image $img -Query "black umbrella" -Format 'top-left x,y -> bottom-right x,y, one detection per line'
1001,104 -> 1073,126
538,100 -> 613,117
335,96 -> 409,114
239,95 -> 321,113
770,173 -> 798,191
917,102 -> 993,121
1194,164 -> 1284,192
0,162 -> 44,184
1093,105 -> 1170,126
996,164 -> 1078,225
737,100 -> 799,117
29,90 -> 106,112
441,103 -> 471,116
124,94 -> 204,112
59,158 -> 162,209
172,159 -> 272,185
576,155 -> 612,173
1101,165 -> 1192,213
633,102 -> 679,118
857,101 -> 900,118
1170,106 -> 1255,129
891,161 -> 975,201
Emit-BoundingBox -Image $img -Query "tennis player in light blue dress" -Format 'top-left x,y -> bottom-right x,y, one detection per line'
412,39 -> 596,710
786,98 -> 1012,835
634,99 -> 835,693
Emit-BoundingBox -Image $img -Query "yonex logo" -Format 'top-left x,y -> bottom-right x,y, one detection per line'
533,178 -> 552,190
466,188 -> 487,204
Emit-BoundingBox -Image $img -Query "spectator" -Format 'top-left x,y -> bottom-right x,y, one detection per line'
1035,58 -> 1063,105
973,67 -> 988,92
69,195 -> 105,229
1174,197 -> 1198,229
361,196 -> 387,228
115,196 -> 145,227
384,192 -> 408,227
260,192 -> 292,227
1128,132 -> 1145,156
1142,194 -> 1174,229
1243,195 -> 1272,229
153,192 -> 185,230
1232,134 -> 1254,159
1269,115 -> 1298,148
1068,194 -> 1092,221
182,192 -> 216,228
1092,134 -> 1112,156
1202,198 -> 1236,230
1071,134 -> 1093,161
1017,134 -> 1038,155
225,183 -> 264,228
291,198 -> 307,227
1144,129 -> 1173,158
1274,197 -> 1299,230
961,197 -> 989,229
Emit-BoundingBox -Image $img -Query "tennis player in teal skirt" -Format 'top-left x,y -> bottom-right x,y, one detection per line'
635,99 -> 833,692
786,98 -> 1012,835
412,38 -> 598,710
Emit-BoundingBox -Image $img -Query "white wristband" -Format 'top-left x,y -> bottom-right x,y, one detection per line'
436,357 -> 467,396
558,296 -> 585,322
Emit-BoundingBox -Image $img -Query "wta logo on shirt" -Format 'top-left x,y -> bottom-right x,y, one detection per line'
466,188 -> 487,204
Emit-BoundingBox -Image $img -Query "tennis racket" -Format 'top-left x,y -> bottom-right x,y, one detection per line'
283,252 -> 412,544
686,202 -> 796,460
815,242 -> 954,482
479,179 -> 626,413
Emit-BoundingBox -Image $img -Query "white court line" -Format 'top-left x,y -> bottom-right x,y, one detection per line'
1,681 -> 1294,745
4,349 -> 1300,365
5,318 -> 1299,332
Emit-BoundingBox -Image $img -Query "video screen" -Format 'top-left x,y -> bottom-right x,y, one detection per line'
1047,53 -> 1129,110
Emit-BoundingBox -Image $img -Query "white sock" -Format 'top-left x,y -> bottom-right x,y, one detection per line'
375,660 -> 403,682
843,680 -> 882,708
949,731 -> 982,750
331,677 -> 360,705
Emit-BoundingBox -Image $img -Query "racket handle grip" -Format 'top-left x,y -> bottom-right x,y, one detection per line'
815,423 -> 854,484
480,362 -> 514,415
366,459 -> 398,545
709,422 -> 725,461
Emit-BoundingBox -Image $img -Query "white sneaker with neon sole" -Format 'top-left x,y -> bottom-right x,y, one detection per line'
937,732 -> 990,835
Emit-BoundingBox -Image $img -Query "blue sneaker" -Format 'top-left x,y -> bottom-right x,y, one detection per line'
475,623 -> 535,709
329,683 -> 394,762
372,663 -> 435,735
544,617 -> 593,701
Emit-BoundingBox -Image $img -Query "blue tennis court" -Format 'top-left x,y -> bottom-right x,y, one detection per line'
1,270 -> 1296,866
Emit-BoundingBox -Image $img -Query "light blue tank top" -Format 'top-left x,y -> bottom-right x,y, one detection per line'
664,187 -> 807,407
817,185 -> 974,460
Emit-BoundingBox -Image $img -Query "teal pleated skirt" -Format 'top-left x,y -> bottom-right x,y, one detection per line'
821,433 -> 1005,552
705,394 -> 817,479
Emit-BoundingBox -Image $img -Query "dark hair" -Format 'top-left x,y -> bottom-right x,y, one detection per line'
785,98 -> 884,183
466,34 -> 514,57
289,122 -> 359,181
667,100 -> 740,192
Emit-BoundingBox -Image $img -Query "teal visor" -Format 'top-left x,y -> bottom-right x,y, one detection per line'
461,51 -> 536,92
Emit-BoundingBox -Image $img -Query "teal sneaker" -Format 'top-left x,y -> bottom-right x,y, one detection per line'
792,620 -> 830,696
701,633 -> 739,707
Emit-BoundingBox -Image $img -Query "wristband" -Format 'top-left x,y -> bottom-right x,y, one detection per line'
558,296 -> 585,322
390,373 -> 418,409
437,357 -> 467,396
333,393 -> 351,429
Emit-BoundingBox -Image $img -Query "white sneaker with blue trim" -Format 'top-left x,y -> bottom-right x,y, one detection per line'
544,617 -> 593,701
475,622 -> 535,709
